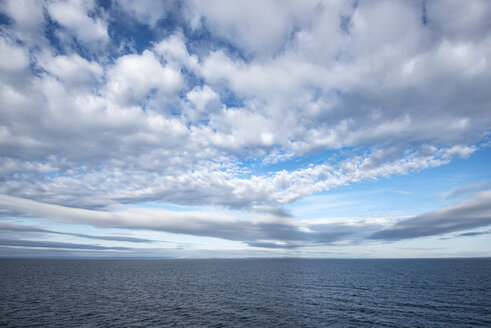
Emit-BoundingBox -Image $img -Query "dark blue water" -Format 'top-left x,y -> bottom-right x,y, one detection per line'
0,258 -> 490,327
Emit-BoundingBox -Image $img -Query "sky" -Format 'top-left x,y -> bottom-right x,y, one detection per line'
0,0 -> 490,258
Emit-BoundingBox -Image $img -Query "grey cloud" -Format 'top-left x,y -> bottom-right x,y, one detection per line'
2,188 -> 489,248
435,181 -> 491,200
0,246 -> 297,259
0,222 -> 48,233
0,247 -> 128,258
425,0 -> 491,42
188,0 -> 333,59
0,195 -> 379,247
455,231 -> 491,237
0,244 -> 191,258
246,242 -> 301,249
0,239 -> 132,250
64,233 -> 154,243
440,230 -> 491,240
370,190 -> 491,240
0,222 -> 156,243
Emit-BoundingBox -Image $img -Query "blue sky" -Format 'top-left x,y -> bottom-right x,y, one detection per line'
0,0 -> 490,258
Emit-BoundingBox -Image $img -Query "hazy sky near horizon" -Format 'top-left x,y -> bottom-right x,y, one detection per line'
0,0 -> 490,258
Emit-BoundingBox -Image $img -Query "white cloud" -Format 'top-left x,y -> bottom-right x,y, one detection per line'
187,85 -> 219,110
0,1 -> 490,249
46,0 -> 108,44
0,141 -> 473,213
188,0 -> 340,58
105,50 -> 182,106
40,54 -> 103,85
0,0 -> 45,33
117,0 -> 169,27
154,33 -> 198,70
0,36 -> 30,74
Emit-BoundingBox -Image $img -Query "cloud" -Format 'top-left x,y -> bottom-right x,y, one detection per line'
0,238 -> 132,250
435,181 -> 491,199
0,222 -> 156,243
0,141 -> 477,212
0,0 -> 46,46
246,242 -> 302,249
116,0 -> 169,27
1,189 -> 490,248
371,190 -> 491,240
39,54 -> 103,86
425,0 -> 491,41
186,85 -> 220,111
440,230 -> 491,240
0,0 -> 490,254
153,33 -> 198,70
105,49 -> 183,106
0,36 -> 30,76
0,0 -> 45,31
45,0 -> 109,45
0,194 -> 383,247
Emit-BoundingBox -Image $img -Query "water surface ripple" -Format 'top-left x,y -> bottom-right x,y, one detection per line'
1,258 -> 490,327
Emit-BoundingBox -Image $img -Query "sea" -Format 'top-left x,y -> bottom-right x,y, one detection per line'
0,258 -> 490,327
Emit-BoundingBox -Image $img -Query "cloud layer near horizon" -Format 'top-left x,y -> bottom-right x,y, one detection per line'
0,0 -> 490,251
2,191 -> 491,248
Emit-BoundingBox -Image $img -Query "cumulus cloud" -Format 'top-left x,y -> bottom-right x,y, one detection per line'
116,0 -> 169,27
39,53 -> 103,85
105,49 -> 182,106
187,85 -> 219,111
45,0 -> 108,45
0,0 -> 44,31
0,0 -> 46,46
0,1 -> 490,253
153,33 -> 198,70
0,36 -> 30,76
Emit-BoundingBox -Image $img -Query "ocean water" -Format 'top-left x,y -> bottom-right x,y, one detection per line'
0,258 -> 490,327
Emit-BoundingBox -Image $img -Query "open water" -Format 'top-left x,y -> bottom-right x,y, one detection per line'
0,258 -> 490,327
